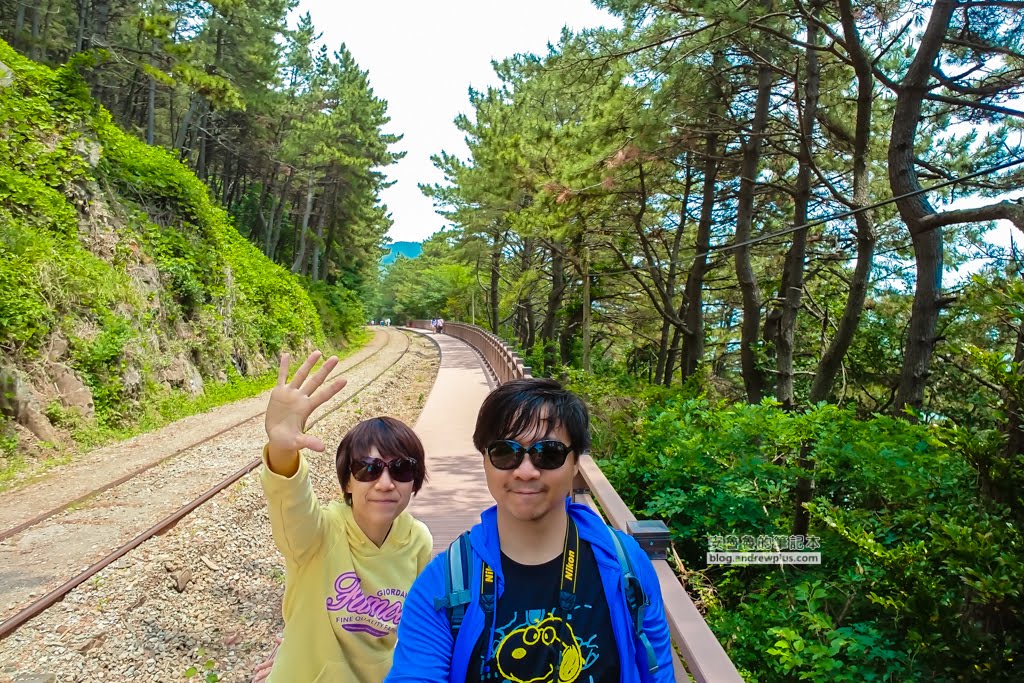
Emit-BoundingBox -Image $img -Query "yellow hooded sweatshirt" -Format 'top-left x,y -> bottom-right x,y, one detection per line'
260,449 -> 432,682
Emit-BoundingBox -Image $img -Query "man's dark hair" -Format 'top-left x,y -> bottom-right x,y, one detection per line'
472,378 -> 591,458
336,416 -> 427,505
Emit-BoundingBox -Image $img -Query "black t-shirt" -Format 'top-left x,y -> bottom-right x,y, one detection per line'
466,537 -> 620,683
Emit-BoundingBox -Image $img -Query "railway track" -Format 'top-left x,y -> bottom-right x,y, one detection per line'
0,327 -> 416,642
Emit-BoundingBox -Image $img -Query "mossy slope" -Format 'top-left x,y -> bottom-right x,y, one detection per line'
0,42 -> 329,465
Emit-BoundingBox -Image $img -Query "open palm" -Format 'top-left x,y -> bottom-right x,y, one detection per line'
265,351 -> 348,453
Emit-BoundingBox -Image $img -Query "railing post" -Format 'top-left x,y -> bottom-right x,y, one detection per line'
626,520 -> 671,560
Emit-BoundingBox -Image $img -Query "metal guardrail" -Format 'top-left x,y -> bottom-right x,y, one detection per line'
410,320 -> 743,682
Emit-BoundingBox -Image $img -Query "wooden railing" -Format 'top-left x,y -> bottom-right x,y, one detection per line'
409,320 -> 743,682
407,321 -> 529,383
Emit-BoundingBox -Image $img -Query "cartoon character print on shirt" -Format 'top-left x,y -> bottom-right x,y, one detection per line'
494,614 -> 583,683
325,571 -> 406,637
488,607 -> 600,683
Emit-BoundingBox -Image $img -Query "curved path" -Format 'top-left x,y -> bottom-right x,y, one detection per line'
406,329 -> 497,554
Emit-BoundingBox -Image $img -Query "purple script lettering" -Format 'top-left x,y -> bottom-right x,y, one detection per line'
326,572 -> 404,626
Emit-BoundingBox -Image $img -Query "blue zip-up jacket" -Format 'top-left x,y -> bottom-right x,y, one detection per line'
385,503 -> 675,683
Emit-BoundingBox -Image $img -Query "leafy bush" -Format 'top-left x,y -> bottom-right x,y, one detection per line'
0,419 -> 16,459
566,372 -> 1023,681
69,311 -> 134,426
303,279 -> 367,345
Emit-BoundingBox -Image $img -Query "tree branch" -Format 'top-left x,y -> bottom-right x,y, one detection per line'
918,199 -> 1024,233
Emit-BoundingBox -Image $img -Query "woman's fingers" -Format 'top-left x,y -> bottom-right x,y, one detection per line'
302,355 -> 338,396
311,375 -> 348,408
287,350 -> 322,390
276,352 -> 290,387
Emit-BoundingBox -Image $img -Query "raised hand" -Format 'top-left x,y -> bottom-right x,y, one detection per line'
264,351 -> 348,474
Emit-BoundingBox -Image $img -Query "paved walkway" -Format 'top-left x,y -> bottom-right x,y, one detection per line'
406,330 -> 496,555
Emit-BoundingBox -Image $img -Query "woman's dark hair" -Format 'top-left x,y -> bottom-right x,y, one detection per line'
336,416 -> 427,505
472,378 -> 591,458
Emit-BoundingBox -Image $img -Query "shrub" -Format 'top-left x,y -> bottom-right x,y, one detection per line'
566,375 -> 1023,681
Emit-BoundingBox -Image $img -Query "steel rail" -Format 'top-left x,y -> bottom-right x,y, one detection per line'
0,332 -> 393,543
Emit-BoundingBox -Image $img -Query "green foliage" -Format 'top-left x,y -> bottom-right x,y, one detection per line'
569,373 -> 1023,681
0,211 -> 140,353
183,647 -> 221,682
0,40 -> 330,456
303,279 -> 367,345
377,231 -> 476,321
69,311 -> 133,426
0,419 -> 16,459
0,231 -> 52,348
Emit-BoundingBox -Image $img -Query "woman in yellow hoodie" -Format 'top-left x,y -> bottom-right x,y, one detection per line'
257,350 -> 433,682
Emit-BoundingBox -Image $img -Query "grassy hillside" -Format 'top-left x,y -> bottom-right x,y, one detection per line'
0,42 -> 359,481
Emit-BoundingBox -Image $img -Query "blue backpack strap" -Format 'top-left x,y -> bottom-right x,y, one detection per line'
608,528 -> 659,674
433,531 -> 474,637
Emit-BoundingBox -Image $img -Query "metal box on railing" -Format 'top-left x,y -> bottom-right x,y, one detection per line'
627,520 -> 671,560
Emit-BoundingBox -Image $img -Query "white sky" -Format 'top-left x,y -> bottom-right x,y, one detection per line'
293,0 -> 618,244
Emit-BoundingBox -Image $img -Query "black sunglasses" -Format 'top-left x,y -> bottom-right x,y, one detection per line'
351,456 -> 418,483
485,440 -> 573,471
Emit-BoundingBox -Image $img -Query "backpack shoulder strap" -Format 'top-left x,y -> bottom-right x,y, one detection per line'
433,531 -> 474,637
608,528 -> 659,674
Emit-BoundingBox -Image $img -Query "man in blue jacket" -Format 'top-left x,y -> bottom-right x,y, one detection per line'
385,378 -> 674,683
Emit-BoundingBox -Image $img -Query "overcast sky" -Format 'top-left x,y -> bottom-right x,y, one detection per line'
293,0 -> 618,243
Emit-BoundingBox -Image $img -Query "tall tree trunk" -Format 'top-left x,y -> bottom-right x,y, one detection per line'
810,0 -> 877,402
311,206 -> 326,282
74,0 -> 88,53
559,304 -> 582,366
654,164 -> 692,386
665,326 -> 682,385
489,231 -> 502,333
681,107 -> 721,379
196,110 -> 209,180
268,177 -> 294,261
146,38 -> 157,146
998,326 -> 1024,506
655,318 -> 671,385
258,165 -> 280,249
734,32 -> 774,404
541,244 -> 566,372
14,1 -> 27,44
776,5 -> 821,410
581,245 -> 591,372
92,0 -> 110,46
525,302 -> 536,352
290,176 -> 315,273
788,5 -> 823,539
519,238 -> 537,349
889,0 -> 953,413
35,0 -> 49,62
320,182 -> 340,279
265,170 -> 292,258
890,0 -> 1024,411
174,97 -> 201,154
